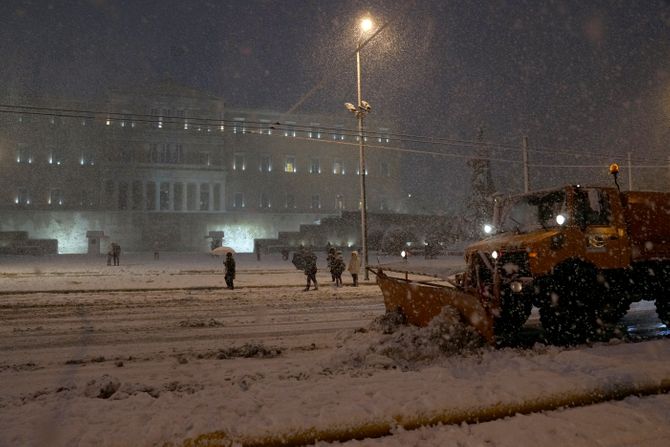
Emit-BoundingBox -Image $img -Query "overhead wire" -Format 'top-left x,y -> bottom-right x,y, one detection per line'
0,103 -> 667,169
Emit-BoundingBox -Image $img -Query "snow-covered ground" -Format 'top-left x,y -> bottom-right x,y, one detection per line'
1,253 -> 669,447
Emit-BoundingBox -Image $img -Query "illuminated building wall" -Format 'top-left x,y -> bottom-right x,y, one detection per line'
0,84 -> 405,253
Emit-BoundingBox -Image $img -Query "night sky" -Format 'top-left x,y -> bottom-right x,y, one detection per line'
2,0 -> 670,208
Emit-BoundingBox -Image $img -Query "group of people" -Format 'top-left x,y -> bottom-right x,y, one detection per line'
299,247 -> 360,291
326,247 -> 360,288
221,247 -> 361,292
106,242 -> 121,266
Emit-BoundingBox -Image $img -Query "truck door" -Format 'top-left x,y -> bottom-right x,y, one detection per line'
574,188 -> 626,269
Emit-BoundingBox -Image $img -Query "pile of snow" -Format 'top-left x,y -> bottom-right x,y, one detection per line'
329,307 -> 486,372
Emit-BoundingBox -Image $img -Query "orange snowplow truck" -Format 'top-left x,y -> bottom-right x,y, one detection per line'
461,182 -> 670,344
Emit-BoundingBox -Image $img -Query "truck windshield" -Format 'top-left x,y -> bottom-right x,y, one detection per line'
498,190 -> 567,234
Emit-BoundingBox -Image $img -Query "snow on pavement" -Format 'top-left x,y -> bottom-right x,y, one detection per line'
1,253 -> 669,446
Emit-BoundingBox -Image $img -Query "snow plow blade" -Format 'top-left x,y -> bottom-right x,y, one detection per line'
373,268 -> 495,344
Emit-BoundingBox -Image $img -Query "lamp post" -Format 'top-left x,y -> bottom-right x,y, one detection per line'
345,16 -> 373,281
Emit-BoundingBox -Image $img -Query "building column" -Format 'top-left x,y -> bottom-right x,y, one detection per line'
196,183 -> 201,211
208,182 -> 213,211
140,181 -> 146,210
154,180 -> 160,211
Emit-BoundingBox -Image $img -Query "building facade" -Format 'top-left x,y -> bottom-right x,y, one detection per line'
0,82 -> 405,253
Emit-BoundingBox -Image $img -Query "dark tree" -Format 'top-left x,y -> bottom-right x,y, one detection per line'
460,127 -> 495,240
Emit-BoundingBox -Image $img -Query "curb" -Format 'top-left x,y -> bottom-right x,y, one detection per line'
0,283 -> 378,296
176,378 -> 670,447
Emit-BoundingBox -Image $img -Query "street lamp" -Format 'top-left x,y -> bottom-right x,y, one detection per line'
344,16 -> 374,281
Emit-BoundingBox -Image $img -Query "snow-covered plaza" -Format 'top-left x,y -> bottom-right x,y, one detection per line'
1,252 -> 670,446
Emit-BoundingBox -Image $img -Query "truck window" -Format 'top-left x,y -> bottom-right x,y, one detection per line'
575,188 -> 612,226
499,190 -> 566,234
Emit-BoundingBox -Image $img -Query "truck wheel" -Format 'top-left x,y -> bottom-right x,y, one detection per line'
656,297 -> 670,327
594,274 -> 630,326
538,261 -> 600,345
493,289 -> 532,345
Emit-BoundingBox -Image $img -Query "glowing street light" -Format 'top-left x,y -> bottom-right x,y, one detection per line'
344,16 -> 375,281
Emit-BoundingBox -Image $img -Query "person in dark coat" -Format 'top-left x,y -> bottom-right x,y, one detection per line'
326,247 -> 336,282
331,251 -> 346,287
112,242 -> 121,266
224,252 -> 236,289
302,250 -> 318,291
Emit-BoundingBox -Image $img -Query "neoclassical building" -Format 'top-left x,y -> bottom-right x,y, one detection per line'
0,82 -> 405,253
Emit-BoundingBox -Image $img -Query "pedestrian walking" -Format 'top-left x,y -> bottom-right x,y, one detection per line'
302,250 -> 318,291
112,242 -> 121,266
224,252 -> 236,289
106,242 -> 113,266
332,251 -> 345,287
327,247 -> 336,282
348,250 -> 361,286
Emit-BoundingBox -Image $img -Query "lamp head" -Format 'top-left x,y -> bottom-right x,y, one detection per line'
360,17 -> 374,33
344,102 -> 357,113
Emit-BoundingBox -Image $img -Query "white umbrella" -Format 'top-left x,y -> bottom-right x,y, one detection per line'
211,246 -> 236,256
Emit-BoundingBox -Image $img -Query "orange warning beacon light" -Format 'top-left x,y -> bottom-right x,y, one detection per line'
609,163 -> 620,191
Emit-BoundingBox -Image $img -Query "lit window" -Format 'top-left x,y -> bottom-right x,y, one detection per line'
333,160 -> 345,175
16,188 -> 29,205
48,147 -> 64,165
49,189 -> 63,206
260,155 -> 272,172
378,127 -> 390,143
260,119 -> 272,135
260,192 -> 271,208
336,194 -> 345,210
284,156 -> 296,173
284,121 -> 296,137
233,117 -> 246,134
356,167 -> 368,175
151,108 -> 160,128
333,124 -> 344,140
309,122 -> 321,139
200,152 -> 211,166
16,145 -> 32,164
233,153 -> 246,171
233,192 -> 245,208
285,194 -> 295,209
311,194 -> 321,209
79,151 -> 94,166
310,158 -> 320,174
80,190 -> 96,208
